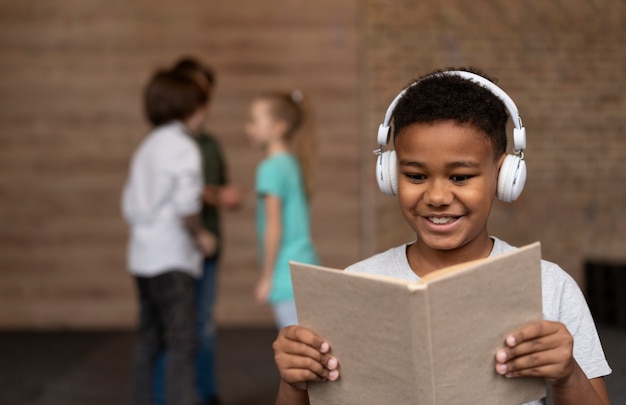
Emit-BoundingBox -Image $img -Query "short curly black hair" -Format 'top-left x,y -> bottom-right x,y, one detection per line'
392,68 -> 508,159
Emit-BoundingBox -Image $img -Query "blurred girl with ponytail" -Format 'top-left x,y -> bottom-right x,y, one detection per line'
246,90 -> 319,329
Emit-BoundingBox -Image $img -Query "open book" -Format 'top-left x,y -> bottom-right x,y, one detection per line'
290,242 -> 546,405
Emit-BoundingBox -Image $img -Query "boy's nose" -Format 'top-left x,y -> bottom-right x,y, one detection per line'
423,180 -> 453,207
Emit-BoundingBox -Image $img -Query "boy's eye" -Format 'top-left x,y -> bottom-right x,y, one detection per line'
450,175 -> 473,184
405,173 -> 426,182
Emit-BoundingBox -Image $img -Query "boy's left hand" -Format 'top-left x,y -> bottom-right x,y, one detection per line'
196,230 -> 218,257
495,320 -> 575,386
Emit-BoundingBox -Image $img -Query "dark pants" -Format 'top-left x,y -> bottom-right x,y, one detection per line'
154,258 -> 220,403
194,257 -> 219,401
132,271 -> 198,405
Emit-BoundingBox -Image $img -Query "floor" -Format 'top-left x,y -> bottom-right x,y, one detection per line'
0,326 -> 623,405
0,328 -> 280,405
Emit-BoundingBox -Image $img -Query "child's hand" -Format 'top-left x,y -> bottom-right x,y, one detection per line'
495,320 -> 575,386
219,184 -> 244,210
273,325 -> 339,391
196,230 -> 218,256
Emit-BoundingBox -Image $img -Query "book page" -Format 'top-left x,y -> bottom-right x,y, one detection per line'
290,263 -> 432,405
426,242 -> 545,404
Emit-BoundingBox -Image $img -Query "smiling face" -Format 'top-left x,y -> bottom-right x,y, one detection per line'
396,120 -> 505,261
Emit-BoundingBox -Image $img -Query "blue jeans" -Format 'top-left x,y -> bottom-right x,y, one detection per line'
133,271 -> 197,405
154,258 -> 219,404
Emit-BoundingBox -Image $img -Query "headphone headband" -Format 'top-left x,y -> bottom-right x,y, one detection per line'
375,70 -> 528,201
377,70 -> 526,153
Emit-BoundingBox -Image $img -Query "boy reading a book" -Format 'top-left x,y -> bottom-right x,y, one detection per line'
272,69 -> 612,404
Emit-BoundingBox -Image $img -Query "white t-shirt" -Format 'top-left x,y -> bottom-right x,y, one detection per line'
346,237 -> 612,404
122,121 -> 203,278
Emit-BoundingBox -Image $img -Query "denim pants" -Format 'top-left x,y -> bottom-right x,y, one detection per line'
132,271 -> 197,405
154,258 -> 219,403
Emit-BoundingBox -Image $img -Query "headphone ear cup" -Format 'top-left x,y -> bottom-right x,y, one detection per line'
497,154 -> 527,202
376,150 -> 398,196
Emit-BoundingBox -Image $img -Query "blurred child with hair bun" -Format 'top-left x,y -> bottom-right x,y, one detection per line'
246,90 -> 319,329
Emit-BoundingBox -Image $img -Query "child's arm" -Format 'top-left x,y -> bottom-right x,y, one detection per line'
256,194 -> 282,302
495,320 -> 611,405
202,184 -> 243,210
274,325 -> 339,405
218,184 -> 244,210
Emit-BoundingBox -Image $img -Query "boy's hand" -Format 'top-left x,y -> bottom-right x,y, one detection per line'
495,320 -> 575,386
219,184 -> 244,210
203,184 -> 244,210
196,230 -> 218,256
273,325 -> 339,391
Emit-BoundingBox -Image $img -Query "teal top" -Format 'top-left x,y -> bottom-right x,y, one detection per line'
256,152 -> 319,302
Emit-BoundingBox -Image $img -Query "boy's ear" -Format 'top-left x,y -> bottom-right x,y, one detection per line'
496,153 -> 507,169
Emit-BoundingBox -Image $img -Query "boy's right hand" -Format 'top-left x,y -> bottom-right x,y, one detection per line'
273,325 -> 340,391
219,184 -> 244,210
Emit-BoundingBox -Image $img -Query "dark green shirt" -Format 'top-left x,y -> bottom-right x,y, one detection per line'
196,132 -> 227,257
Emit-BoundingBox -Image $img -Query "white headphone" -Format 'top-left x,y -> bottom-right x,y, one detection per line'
375,70 -> 527,202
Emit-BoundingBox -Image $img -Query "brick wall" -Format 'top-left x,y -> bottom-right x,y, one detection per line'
0,0 -> 624,329
0,0 -> 360,328
363,0 -> 626,286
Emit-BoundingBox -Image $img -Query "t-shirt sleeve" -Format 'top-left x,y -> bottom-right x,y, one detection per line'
256,159 -> 285,199
169,140 -> 203,217
542,263 -> 612,380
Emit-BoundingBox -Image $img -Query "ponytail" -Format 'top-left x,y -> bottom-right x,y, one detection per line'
290,90 -> 316,201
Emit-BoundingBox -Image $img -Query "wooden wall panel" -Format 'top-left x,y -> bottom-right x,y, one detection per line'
363,0 -> 626,286
4,0 -> 622,330
0,0 -> 361,329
